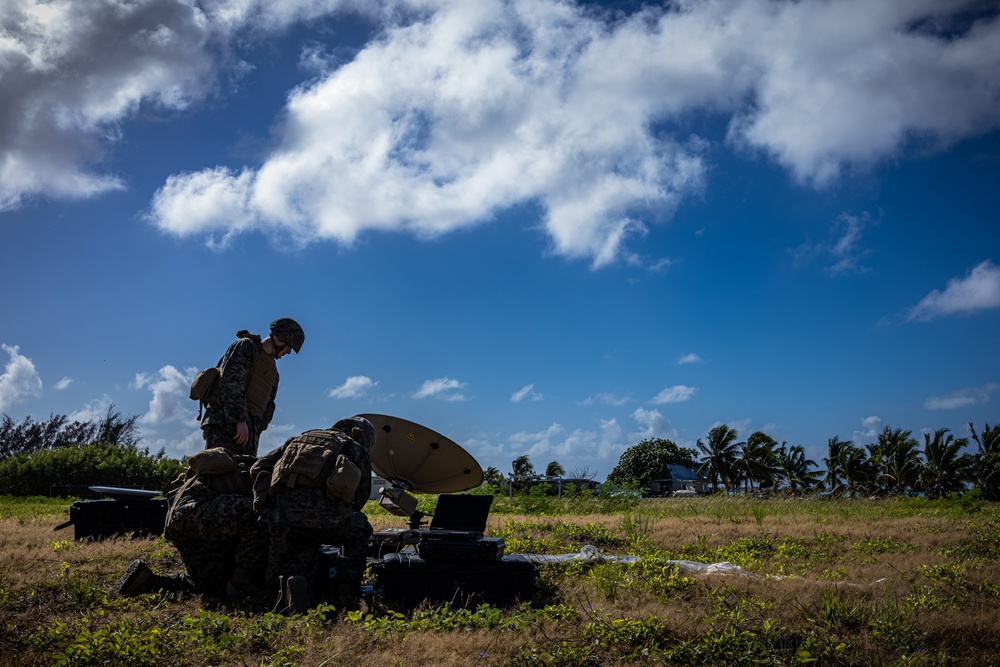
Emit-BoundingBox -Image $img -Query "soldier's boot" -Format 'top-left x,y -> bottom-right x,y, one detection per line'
112,559 -> 156,597
284,575 -> 311,615
112,559 -> 192,597
330,562 -> 364,612
225,567 -> 254,599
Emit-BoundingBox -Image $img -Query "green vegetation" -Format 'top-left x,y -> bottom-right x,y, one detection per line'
4,495 -> 999,666
0,409 -> 185,496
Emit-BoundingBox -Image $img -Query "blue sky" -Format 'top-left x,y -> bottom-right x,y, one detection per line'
1,0 -> 998,481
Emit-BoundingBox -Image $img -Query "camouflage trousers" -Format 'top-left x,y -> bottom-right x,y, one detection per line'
202,421 -> 261,457
166,493 -> 268,596
264,516 -> 372,590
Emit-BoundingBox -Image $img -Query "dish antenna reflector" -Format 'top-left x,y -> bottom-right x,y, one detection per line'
358,414 -> 483,494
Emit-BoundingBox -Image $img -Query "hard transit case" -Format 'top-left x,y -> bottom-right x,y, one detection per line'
417,535 -> 506,562
54,487 -> 167,540
373,551 -> 536,608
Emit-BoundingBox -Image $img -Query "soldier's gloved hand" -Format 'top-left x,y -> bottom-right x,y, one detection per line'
252,472 -> 270,512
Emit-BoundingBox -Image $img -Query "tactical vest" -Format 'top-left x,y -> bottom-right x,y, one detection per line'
245,342 -> 278,422
269,429 -> 362,504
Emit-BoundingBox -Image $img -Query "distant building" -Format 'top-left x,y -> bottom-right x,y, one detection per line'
648,464 -> 711,496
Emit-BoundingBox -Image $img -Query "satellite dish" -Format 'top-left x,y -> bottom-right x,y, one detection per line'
358,414 -> 483,494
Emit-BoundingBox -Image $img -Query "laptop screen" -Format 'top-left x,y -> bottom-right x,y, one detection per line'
429,494 -> 494,533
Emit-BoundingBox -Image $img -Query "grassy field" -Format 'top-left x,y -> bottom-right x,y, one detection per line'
1,493 -> 999,666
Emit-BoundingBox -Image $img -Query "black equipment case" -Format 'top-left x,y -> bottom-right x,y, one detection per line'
54,487 -> 167,540
374,551 -> 536,608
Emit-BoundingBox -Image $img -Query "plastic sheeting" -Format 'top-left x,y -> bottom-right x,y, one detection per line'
519,545 -> 747,576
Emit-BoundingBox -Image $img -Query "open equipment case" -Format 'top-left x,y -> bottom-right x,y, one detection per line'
357,414 -> 537,609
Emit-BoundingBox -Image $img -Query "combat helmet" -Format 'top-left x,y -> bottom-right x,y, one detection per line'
334,416 -> 377,451
269,317 -> 305,353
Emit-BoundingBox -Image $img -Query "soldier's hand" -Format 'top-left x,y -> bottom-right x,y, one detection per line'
234,422 -> 250,446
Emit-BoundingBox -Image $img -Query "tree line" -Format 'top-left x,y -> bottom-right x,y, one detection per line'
4,408 -> 998,501
689,421 -> 1000,499
488,421 -> 1000,500
0,408 -> 184,496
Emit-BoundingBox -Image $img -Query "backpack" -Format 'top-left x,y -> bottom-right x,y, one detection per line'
270,429 -> 363,504
189,366 -> 221,420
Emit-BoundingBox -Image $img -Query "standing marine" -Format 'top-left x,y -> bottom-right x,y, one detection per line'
200,317 -> 304,457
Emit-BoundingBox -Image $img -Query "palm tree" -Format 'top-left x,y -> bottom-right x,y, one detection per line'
545,461 -> 565,477
511,455 -> 535,490
777,443 -> 822,493
483,466 -> 504,488
867,426 -> 922,496
837,444 -> 873,498
919,428 -> 971,499
696,425 -> 740,493
822,436 -> 851,492
734,431 -> 781,492
969,421 -> 1000,500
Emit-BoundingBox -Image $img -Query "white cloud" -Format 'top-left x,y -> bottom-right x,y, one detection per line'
509,422 -> 566,447
133,365 -> 194,425
5,0 -> 1000,267
0,0 -> 220,211
68,396 -> 115,424
793,212 -> 875,275
329,375 -> 378,399
0,344 -> 43,411
676,353 -> 703,365
907,260 -> 1000,322
853,415 -> 882,445
630,407 -> 680,443
413,376 -> 468,401
580,392 -> 631,406
511,383 -> 542,403
53,377 -> 73,390
650,385 -> 697,404
509,420 -> 624,464
925,383 -> 998,411
147,0 -> 1000,267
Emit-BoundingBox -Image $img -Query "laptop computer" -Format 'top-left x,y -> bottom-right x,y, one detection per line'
428,494 -> 494,535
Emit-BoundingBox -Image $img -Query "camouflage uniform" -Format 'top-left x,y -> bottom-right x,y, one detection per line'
201,331 -> 277,457
251,426 -> 373,607
164,458 -> 269,597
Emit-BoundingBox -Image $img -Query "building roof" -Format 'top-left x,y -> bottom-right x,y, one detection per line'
664,464 -> 702,481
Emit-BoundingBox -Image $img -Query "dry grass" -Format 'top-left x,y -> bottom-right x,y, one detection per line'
2,496 -> 1000,665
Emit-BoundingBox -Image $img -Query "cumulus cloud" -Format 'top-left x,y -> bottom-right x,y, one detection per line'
145,0 -> 1000,266
508,420 -> 624,463
53,377 -> 73,391
413,376 -> 468,401
853,415 -> 883,445
676,353 -> 703,365
0,344 -> 43,411
630,407 -> 681,443
329,375 -> 378,399
68,396 -> 115,424
650,385 -> 697,404
133,365 -> 194,425
925,383 -> 998,411
511,383 -> 542,403
907,260 -> 1000,322
0,0 -> 220,210
6,1 -> 1000,266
